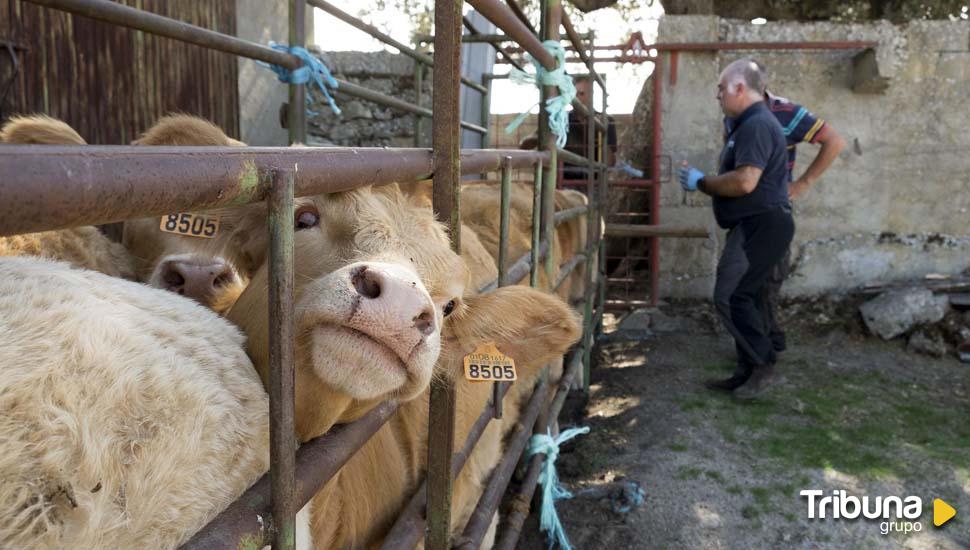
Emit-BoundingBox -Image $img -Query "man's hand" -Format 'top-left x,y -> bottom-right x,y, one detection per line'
789,178 -> 812,199
678,164 -> 705,192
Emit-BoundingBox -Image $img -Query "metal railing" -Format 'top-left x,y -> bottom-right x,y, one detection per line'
6,1 -> 610,549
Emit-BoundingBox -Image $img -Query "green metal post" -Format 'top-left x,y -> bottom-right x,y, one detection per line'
530,161 -> 543,288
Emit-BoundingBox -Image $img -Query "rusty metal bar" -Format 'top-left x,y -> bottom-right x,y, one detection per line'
0,146 -> 549,237
289,0 -> 306,144
268,169 -> 296,550
650,54 -> 663,307
23,0 -> 300,68
558,147 -> 607,169
453,374 -> 551,549
530,161 -> 543,288
553,205 -> 588,226
538,0 -> 561,291
493,156 -> 513,420
504,39 -> 879,53
380,380 -> 511,550
554,252 -> 587,291
493,350 -> 582,550
505,0 -> 536,34
467,0 -> 556,70
427,1 -> 462,547
606,223 -> 709,238
560,10 -> 606,91
308,0 -> 487,93
413,55 -> 425,147
182,401 -> 400,549
478,238 -> 551,294
649,40 -> 879,51
497,158 -> 512,288
336,79 -> 487,134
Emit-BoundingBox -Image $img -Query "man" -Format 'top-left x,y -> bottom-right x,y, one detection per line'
678,58 -> 794,399
519,75 -> 617,179
725,62 -> 846,353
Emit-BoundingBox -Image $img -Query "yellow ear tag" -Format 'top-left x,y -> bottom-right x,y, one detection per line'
463,342 -> 517,382
159,213 -> 220,238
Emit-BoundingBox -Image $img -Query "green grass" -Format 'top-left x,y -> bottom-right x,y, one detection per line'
678,359 -> 970,479
676,466 -> 703,480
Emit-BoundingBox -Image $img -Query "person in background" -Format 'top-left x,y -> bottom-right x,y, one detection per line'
678,58 -> 794,399
726,60 -> 846,354
519,75 -> 617,180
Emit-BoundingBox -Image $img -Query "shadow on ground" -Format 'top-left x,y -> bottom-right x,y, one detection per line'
515,309 -> 970,550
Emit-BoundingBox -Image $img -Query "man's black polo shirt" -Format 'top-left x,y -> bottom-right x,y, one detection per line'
713,101 -> 788,229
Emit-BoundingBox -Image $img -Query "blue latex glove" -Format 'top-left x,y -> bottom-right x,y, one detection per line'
678,165 -> 704,192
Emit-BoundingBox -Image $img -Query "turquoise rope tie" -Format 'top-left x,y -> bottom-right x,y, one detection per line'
259,43 -> 341,117
504,40 -> 576,149
526,426 -> 590,550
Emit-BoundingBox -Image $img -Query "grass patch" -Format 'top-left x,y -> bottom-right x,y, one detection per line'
704,470 -> 725,483
741,505 -> 760,519
667,442 -> 689,452
726,485 -> 743,495
676,466 -> 703,480
682,365 -> 970,479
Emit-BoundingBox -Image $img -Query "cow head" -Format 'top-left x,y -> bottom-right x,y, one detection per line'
122,115 -> 248,311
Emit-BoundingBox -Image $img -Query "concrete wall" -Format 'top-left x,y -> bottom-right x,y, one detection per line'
235,0 -> 313,145
646,15 -> 970,299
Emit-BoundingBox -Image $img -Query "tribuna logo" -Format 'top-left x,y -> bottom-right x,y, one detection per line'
801,490 -> 924,535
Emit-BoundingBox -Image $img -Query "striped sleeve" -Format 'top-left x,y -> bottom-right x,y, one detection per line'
785,104 -> 826,144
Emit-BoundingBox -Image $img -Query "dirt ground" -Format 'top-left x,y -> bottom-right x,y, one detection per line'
515,301 -> 970,550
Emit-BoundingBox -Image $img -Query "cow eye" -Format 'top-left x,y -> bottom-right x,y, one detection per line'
295,207 -> 319,230
442,300 -> 456,317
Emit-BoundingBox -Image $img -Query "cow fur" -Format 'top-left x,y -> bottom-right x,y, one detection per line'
0,257 -> 269,550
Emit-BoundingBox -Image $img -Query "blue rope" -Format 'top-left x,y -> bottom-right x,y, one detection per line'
526,426 -> 590,550
611,480 -> 646,514
504,40 -> 576,149
258,43 -> 341,117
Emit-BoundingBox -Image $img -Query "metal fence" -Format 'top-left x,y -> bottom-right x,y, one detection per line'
2,0 -> 610,548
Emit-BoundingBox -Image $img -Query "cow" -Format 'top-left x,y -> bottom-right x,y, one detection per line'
0,256 -> 270,550
116,116 -> 582,547
123,115 -> 248,311
212,181 -> 581,548
0,116 -> 136,279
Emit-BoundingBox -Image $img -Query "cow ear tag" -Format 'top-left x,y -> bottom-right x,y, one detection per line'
159,213 -> 221,238
463,342 -> 517,382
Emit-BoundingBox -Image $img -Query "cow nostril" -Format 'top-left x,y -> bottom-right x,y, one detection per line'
212,268 -> 235,289
162,266 -> 185,288
413,310 -> 434,336
352,266 -> 382,299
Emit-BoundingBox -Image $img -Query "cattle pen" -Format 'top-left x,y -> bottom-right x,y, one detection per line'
0,0 -> 619,548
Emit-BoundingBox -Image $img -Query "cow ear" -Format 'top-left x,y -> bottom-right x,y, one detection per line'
452,286 -> 581,367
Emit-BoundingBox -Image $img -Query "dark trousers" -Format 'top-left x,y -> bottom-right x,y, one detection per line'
762,246 -> 792,351
713,207 -> 795,378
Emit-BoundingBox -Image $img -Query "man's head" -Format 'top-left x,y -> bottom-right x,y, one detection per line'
717,58 -> 767,117
574,75 -> 593,108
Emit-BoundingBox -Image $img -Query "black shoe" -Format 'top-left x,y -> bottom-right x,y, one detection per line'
771,333 -> 787,353
704,374 -> 750,392
734,364 -> 781,400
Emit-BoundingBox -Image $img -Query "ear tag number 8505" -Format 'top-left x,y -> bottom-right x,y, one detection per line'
463,342 -> 517,382
159,213 -> 220,238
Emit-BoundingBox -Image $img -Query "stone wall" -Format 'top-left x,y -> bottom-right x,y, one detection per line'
304,49 -> 432,147
636,15 -> 970,299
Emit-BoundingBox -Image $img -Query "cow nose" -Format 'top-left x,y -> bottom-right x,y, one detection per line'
350,264 -> 437,338
160,258 -> 237,306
